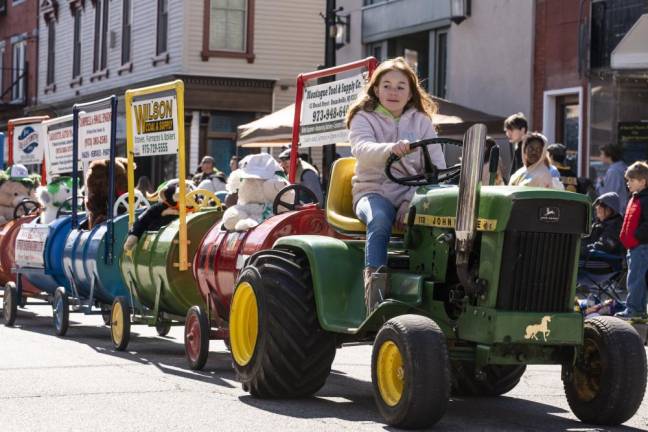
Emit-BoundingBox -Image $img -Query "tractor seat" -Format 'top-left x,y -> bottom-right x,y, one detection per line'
326,158 -> 366,234
326,157 -> 403,236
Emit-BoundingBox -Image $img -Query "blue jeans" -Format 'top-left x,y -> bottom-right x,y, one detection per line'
355,194 -> 396,268
625,244 -> 648,314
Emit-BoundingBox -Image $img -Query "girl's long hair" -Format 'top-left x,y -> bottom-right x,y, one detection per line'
345,57 -> 437,128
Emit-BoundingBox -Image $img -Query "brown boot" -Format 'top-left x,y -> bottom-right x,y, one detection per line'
364,266 -> 390,316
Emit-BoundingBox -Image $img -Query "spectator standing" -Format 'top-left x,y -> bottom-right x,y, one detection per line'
481,137 -> 504,185
504,112 -> 528,180
193,155 -> 226,192
597,143 -> 629,211
616,162 -> 648,318
509,133 -> 564,190
230,156 -> 239,173
547,143 -> 578,192
278,149 -> 324,206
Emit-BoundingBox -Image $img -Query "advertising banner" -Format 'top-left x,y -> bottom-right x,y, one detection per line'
79,108 -> 112,163
15,225 -> 49,268
13,123 -> 44,165
130,93 -> 179,156
299,74 -> 365,147
43,115 -> 76,175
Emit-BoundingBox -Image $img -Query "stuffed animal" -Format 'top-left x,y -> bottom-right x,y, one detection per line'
222,153 -> 290,231
0,165 -> 40,224
124,179 -> 194,251
36,176 -> 75,224
84,157 -> 129,228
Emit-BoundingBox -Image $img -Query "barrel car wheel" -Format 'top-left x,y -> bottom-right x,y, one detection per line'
111,296 -> 131,351
52,287 -> 70,337
2,282 -> 18,326
184,306 -> 210,371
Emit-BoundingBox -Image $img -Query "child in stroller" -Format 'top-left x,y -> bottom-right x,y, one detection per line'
577,192 -> 627,314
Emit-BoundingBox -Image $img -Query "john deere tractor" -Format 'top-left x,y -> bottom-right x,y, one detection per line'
229,124 -> 647,429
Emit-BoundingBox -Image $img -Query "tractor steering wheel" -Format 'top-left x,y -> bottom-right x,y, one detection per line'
13,199 -> 41,220
272,184 -> 319,215
56,196 -> 85,219
185,189 -> 223,211
113,190 -> 150,217
385,138 -> 463,187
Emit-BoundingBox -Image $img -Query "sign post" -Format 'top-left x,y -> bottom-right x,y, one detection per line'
125,80 -> 187,270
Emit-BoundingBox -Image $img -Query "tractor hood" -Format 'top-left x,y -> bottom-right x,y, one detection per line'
410,186 -> 591,235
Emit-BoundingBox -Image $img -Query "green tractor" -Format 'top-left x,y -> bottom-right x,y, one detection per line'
228,124 -> 647,429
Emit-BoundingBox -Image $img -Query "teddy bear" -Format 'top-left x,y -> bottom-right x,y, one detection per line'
84,157 -> 129,228
123,179 -> 195,251
36,176 -> 75,224
0,164 -> 40,224
222,153 -> 290,232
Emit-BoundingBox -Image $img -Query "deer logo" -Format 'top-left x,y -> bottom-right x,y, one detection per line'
524,316 -> 552,342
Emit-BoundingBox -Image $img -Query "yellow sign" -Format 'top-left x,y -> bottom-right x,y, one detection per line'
414,214 -> 498,231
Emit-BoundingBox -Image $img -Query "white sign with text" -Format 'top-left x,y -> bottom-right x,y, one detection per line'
299,74 -> 365,147
131,94 -> 179,156
13,123 -> 44,165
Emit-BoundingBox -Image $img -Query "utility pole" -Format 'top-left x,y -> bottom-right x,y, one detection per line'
321,0 -> 338,190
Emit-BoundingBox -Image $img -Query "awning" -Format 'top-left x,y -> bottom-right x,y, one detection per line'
237,97 -> 505,148
611,14 -> 648,69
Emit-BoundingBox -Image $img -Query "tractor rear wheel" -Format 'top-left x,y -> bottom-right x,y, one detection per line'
230,248 -> 337,398
563,316 -> 647,425
451,362 -> 526,396
371,314 -> 450,429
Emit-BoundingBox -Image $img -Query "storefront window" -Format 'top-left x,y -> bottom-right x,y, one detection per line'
203,111 -> 256,174
589,73 -> 648,181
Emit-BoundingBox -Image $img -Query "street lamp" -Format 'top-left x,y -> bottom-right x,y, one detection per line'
450,0 -> 471,24
334,15 -> 350,49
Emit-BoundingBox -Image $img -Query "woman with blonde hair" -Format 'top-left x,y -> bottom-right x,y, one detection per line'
346,57 -> 446,314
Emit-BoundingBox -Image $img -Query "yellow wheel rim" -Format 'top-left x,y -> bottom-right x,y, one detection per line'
112,302 -> 124,345
230,282 -> 259,366
376,340 -> 405,406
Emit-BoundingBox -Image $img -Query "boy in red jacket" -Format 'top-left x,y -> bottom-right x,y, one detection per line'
616,161 -> 648,318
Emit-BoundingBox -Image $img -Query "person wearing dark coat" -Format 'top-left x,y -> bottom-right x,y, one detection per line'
582,192 -> 625,256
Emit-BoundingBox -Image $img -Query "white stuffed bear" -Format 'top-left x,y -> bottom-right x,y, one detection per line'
36,176 -> 75,224
222,153 -> 290,231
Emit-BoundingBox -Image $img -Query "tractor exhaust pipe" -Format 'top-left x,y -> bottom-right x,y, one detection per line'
455,123 -> 487,297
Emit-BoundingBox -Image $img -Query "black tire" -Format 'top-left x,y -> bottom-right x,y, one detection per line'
184,306 -> 210,370
563,316 -> 647,425
101,305 -> 111,326
52,287 -> 70,337
2,282 -> 18,326
371,315 -> 450,429
451,362 -> 526,396
111,296 -> 131,351
231,248 -> 337,398
155,320 -> 172,337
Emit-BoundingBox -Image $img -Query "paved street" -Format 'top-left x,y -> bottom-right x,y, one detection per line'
1,303 -> 647,432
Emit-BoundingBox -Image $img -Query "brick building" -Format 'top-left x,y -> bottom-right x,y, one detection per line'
534,0 -> 648,179
0,0 -> 40,130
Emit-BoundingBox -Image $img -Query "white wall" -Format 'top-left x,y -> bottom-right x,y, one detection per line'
446,0 -> 535,122
39,0 -> 184,105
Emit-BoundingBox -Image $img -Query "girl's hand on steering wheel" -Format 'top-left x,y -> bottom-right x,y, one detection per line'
392,139 -> 411,158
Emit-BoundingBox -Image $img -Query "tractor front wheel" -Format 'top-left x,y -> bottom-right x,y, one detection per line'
371,314 -> 450,429
230,249 -> 337,398
563,316 -> 647,425
451,363 -> 526,396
